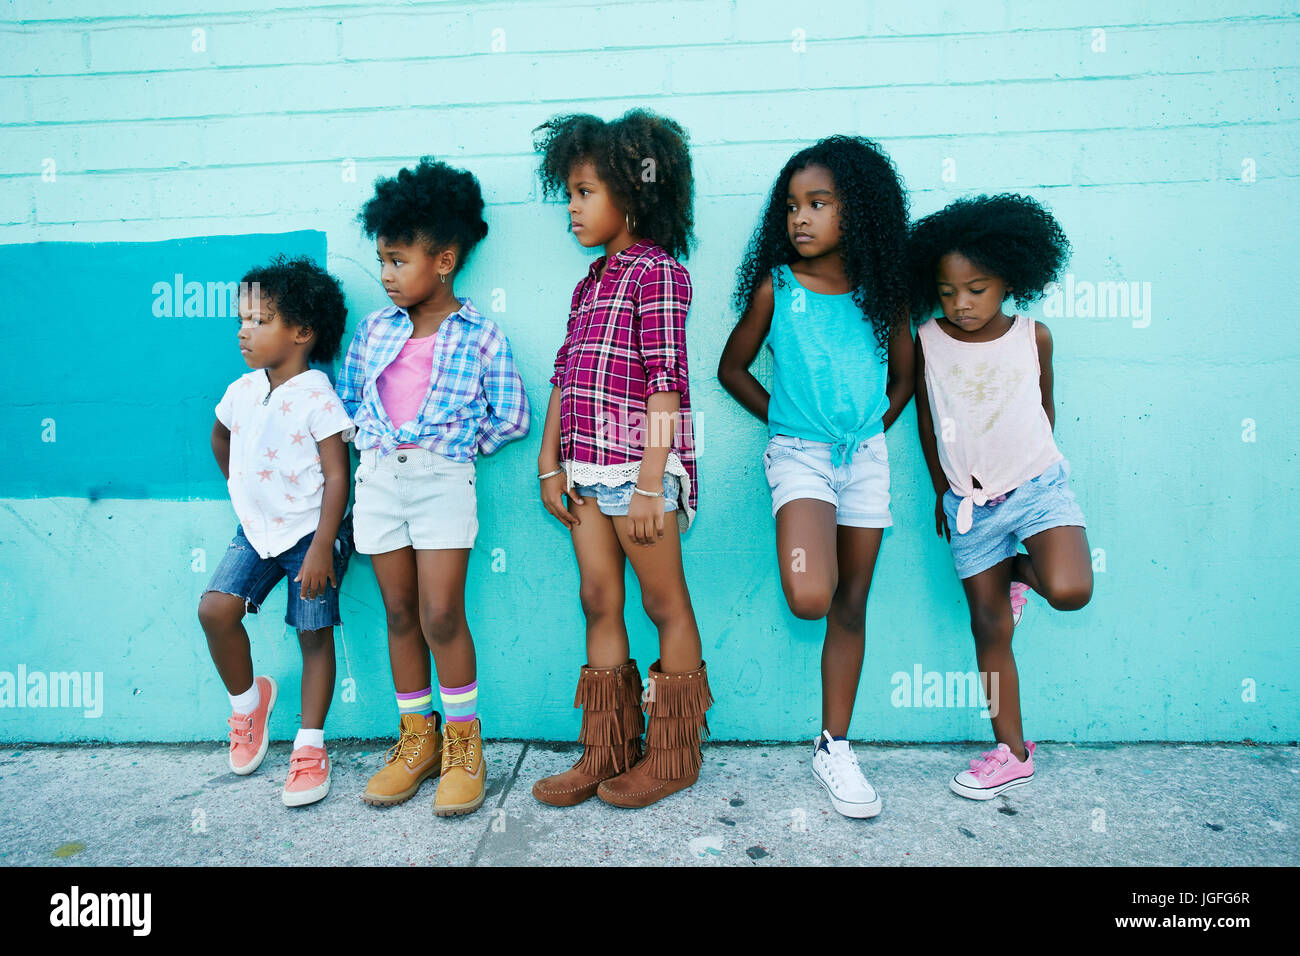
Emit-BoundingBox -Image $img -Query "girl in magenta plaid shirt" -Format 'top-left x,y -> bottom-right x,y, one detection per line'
529,110 -> 713,811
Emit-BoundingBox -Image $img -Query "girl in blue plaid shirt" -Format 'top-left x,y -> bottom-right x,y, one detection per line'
335,157 -> 531,817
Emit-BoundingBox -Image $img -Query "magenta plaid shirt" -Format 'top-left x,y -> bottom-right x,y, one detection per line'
549,238 -> 698,528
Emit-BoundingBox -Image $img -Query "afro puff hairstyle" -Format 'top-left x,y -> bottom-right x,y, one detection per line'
733,134 -> 909,357
906,193 -> 1071,322
357,156 -> 489,271
532,108 -> 695,261
240,254 -> 347,365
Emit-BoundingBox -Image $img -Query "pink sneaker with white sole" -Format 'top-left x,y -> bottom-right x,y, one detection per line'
1010,582 -> 1030,627
950,740 -> 1036,800
228,675 -> 277,775
282,744 -> 331,807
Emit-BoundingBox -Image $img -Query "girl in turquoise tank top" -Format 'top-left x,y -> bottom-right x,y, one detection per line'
765,261 -> 892,465
718,135 -> 915,819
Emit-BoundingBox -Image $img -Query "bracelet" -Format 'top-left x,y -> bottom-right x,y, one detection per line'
538,468 -> 563,481
632,485 -> 664,498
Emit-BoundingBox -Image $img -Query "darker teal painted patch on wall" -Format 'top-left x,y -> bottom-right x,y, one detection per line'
1,231 -> 328,499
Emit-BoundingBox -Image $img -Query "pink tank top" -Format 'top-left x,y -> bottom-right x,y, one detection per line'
918,314 -> 1062,534
378,333 -> 438,449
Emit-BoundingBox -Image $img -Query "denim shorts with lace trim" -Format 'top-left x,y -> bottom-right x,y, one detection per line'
574,471 -> 681,518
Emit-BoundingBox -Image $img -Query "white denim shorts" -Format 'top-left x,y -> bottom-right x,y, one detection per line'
353,445 -> 477,553
762,432 -> 892,528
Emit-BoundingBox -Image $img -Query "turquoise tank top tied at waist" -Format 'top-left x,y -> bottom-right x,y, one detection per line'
764,264 -> 890,468
828,423 -> 878,470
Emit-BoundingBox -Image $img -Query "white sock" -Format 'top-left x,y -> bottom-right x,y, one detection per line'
229,681 -> 260,714
294,727 -> 325,750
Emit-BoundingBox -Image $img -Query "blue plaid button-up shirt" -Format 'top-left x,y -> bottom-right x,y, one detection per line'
335,297 -> 531,461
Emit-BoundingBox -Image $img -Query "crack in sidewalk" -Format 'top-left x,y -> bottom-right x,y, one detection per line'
468,742 -> 529,866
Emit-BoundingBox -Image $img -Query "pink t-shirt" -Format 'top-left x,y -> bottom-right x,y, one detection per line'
377,333 -> 437,449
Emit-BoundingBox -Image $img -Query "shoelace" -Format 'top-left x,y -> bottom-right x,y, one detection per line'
227,714 -> 254,746
829,746 -> 860,780
384,724 -> 423,765
286,751 -> 324,784
443,730 -> 476,770
819,733 -> 862,784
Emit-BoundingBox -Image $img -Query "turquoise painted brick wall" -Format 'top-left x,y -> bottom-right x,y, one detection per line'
1,1 -> 1296,743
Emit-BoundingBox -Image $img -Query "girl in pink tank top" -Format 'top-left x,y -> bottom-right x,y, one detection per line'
909,193 -> 1093,800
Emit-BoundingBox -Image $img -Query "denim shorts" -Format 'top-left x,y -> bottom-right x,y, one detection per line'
943,459 -> 1086,579
205,512 -> 354,630
574,472 -> 681,518
353,445 -> 477,553
762,432 -> 892,528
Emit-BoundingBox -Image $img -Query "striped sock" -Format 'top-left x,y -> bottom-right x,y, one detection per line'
396,686 -> 434,719
440,680 -> 478,723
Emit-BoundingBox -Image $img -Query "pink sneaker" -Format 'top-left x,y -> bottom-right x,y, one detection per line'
950,740 -> 1036,800
1010,582 -> 1030,627
228,675 -> 277,775
282,744 -> 331,807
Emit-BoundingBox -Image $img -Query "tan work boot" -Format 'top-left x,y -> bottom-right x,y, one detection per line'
533,660 -> 644,807
434,717 -> 486,817
361,712 -> 443,806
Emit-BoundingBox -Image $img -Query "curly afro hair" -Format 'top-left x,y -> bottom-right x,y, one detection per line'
240,254 -> 347,364
733,135 -> 909,357
533,108 -> 695,261
357,156 -> 489,270
907,193 -> 1070,321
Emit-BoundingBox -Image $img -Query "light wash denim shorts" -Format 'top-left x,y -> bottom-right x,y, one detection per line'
762,432 -> 892,528
574,472 -> 681,518
943,458 -> 1087,579
353,445 -> 477,552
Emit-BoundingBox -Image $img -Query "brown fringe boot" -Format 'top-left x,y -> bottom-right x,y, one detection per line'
597,659 -> 713,809
531,660 -> 645,807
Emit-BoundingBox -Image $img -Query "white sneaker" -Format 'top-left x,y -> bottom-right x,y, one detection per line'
811,730 -> 882,818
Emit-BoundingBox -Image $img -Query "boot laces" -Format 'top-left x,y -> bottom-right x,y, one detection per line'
443,728 -> 476,770
385,723 -> 424,765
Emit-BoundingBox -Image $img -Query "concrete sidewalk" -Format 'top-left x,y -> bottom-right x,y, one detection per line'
1,742 -> 1295,866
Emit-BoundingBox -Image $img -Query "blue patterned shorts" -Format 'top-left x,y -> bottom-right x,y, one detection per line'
943,460 -> 1086,579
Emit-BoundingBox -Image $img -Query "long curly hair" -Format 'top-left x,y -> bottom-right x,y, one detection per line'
906,193 -> 1070,321
533,109 -> 695,261
357,156 -> 489,271
240,255 -> 347,364
733,135 -> 909,356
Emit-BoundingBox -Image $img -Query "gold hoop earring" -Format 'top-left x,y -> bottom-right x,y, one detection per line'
625,212 -> 635,234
